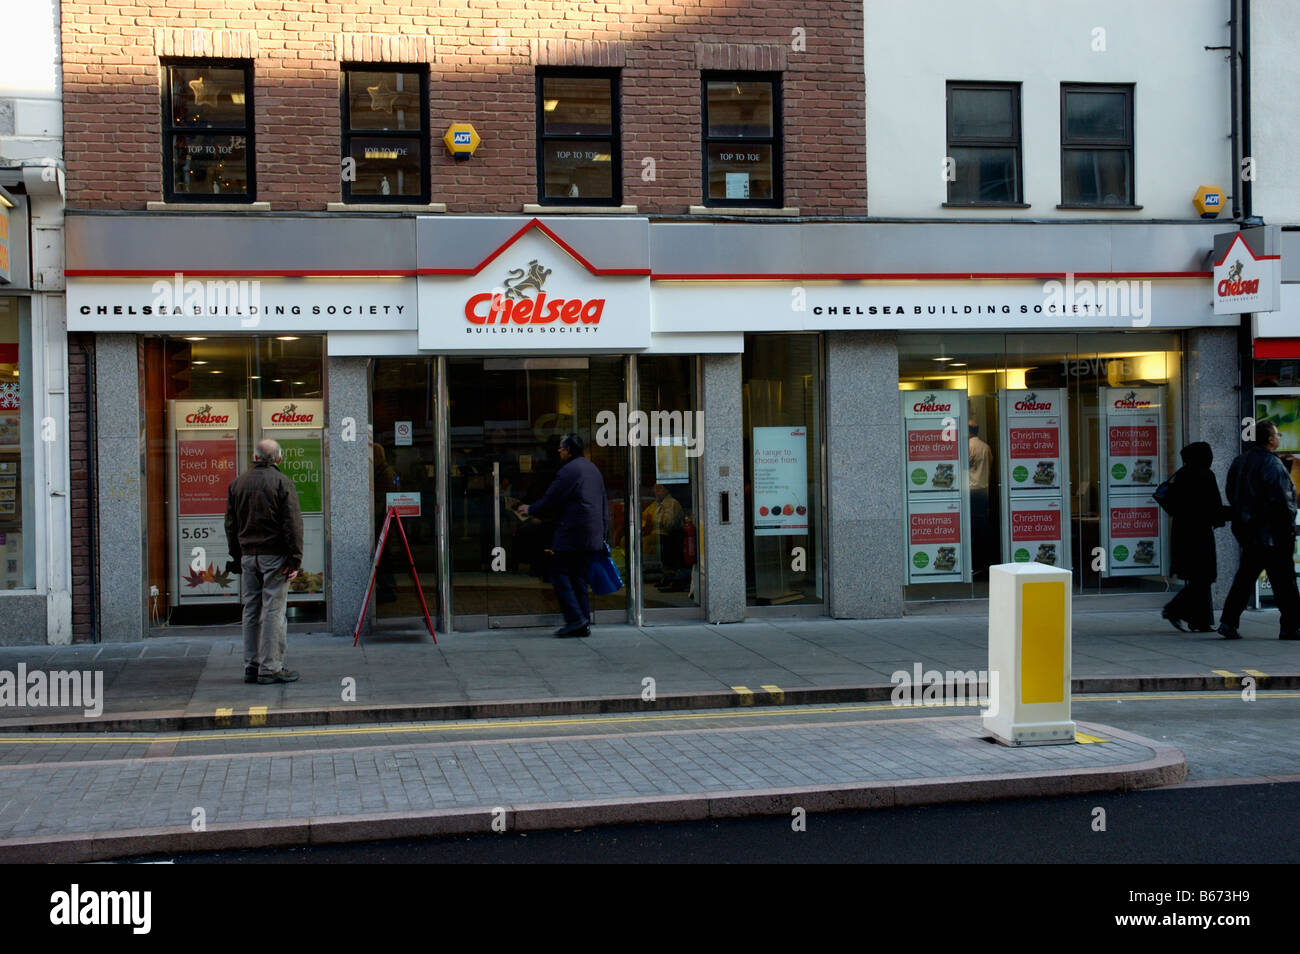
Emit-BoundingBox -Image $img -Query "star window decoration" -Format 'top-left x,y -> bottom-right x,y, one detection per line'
189,76 -> 220,107
367,82 -> 401,112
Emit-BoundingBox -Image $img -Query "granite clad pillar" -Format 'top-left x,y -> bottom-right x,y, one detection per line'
701,353 -> 746,622
325,356 -> 374,637
95,334 -> 145,641
826,331 -> 904,618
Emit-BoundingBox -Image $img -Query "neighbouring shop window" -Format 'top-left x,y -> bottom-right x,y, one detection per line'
342,67 -> 430,202
163,61 -> 254,201
636,356 -> 702,612
142,335 -> 325,626
946,82 -> 1022,205
703,74 -> 781,207
743,334 -> 823,606
1060,83 -> 1134,207
0,298 -> 33,588
898,332 -> 1183,601
536,71 -> 620,204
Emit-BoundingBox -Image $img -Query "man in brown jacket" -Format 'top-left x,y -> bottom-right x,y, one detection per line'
225,439 -> 304,683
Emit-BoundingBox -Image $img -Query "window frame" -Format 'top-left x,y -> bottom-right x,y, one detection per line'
945,81 -> 1024,207
339,63 -> 431,205
534,68 -> 622,207
161,58 -> 256,203
701,72 -> 783,209
1059,82 -> 1136,208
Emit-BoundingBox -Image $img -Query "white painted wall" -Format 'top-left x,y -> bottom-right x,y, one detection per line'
865,0 -> 1234,219
0,0 -> 62,164
1249,0 -> 1300,224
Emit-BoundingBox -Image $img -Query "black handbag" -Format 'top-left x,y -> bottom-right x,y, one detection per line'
1153,477 -> 1176,514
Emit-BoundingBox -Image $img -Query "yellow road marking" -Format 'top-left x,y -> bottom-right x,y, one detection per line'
1074,731 -> 1108,744
1212,669 -> 1239,687
1243,669 -> 1268,679
0,691 -> 1293,746
761,685 -> 785,704
732,686 -> 754,706
249,706 -> 268,727
214,707 -> 233,726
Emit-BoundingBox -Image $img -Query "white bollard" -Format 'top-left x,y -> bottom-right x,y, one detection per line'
984,562 -> 1075,745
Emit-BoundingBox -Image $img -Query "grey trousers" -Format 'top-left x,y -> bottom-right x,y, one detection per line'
241,555 -> 290,675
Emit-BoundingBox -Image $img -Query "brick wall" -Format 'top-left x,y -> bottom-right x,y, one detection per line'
68,333 -> 95,643
62,1 -> 865,215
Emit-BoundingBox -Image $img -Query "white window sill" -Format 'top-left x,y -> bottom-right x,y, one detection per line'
687,206 -> 800,217
326,203 -> 448,213
522,204 -> 640,214
146,201 -> 271,211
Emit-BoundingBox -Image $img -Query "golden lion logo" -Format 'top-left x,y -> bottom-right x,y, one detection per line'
503,260 -> 551,300
1226,260 -> 1244,283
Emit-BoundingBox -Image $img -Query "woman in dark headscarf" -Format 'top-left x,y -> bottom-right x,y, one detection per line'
1161,441 -> 1228,632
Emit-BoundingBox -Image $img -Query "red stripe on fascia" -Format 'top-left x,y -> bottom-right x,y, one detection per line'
64,269 -> 418,277
454,218 -> 650,276
1255,338 -> 1300,359
649,271 -> 1212,281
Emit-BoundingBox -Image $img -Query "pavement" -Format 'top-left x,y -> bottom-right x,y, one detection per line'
0,609 -> 1294,861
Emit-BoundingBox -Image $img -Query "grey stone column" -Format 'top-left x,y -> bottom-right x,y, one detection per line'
1183,328 -> 1241,607
826,331 -> 904,618
95,335 -> 144,642
701,353 -> 746,622
325,356 -> 374,637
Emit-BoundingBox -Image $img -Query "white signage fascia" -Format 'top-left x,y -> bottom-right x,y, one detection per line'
652,279 -> 1224,332
67,277 -> 417,332
417,230 -> 651,353
1253,284 -> 1298,338
1213,233 -> 1281,315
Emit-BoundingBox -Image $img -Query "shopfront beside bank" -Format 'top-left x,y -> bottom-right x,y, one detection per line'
64,212 -> 1242,642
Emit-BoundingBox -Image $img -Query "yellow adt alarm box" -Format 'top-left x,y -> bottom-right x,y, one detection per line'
443,123 -> 480,161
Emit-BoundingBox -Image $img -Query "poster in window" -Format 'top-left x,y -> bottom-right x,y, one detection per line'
1007,497 -> 1064,567
1102,387 -> 1164,495
907,498 -> 965,582
1002,389 -> 1063,494
752,426 -> 809,536
1104,501 -> 1165,576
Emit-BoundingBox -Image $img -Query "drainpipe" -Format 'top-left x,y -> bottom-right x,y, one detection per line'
1229,0 -> 1240,219
80,339 -> 100,643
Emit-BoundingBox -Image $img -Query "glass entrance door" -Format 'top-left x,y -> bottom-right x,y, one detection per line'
448,356 -> 628,629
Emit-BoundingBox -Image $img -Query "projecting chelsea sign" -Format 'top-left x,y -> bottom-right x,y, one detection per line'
1213,232 -> 1280,315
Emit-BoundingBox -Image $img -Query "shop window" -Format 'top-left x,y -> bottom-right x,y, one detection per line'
341,66 -> 430,203
142,336 -> 326,626
898,333 -> 1183,601
0,298 -> 32,588
1060,84 -> 1134,207
743,334 -> 823,606
946,82 -> 1022,205
536,70 -> 620,205
702,74 -> 781,207
162,61 -> 255,201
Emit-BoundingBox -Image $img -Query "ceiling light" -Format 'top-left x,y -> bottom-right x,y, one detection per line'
209,370 -> 223,374
950,362 -> 967,367
184,336 -> 206,342
272,379 -> 284,383
276,336 -> 299,341
292,380 -> 305,385
192,360 -> 208,365
249,375 -> 261,380
931,356 -> 953,363
544,99 -> 559,112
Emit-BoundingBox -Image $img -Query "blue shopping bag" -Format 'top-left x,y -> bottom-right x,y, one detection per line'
587,544 -> 624,595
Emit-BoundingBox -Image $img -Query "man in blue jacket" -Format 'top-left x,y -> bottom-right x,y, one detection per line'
519,433 -> 608,638
1218,421 -> 1300,640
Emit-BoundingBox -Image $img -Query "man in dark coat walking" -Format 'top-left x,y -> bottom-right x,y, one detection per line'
519,433 -> 608,638
1217,421 -> 1300,640
1160,442 -> 1227,632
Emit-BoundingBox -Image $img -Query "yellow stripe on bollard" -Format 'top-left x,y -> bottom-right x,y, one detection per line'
731,686 -> 754,706
249,706 -> 268,726
1020,580 -> 1066,704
